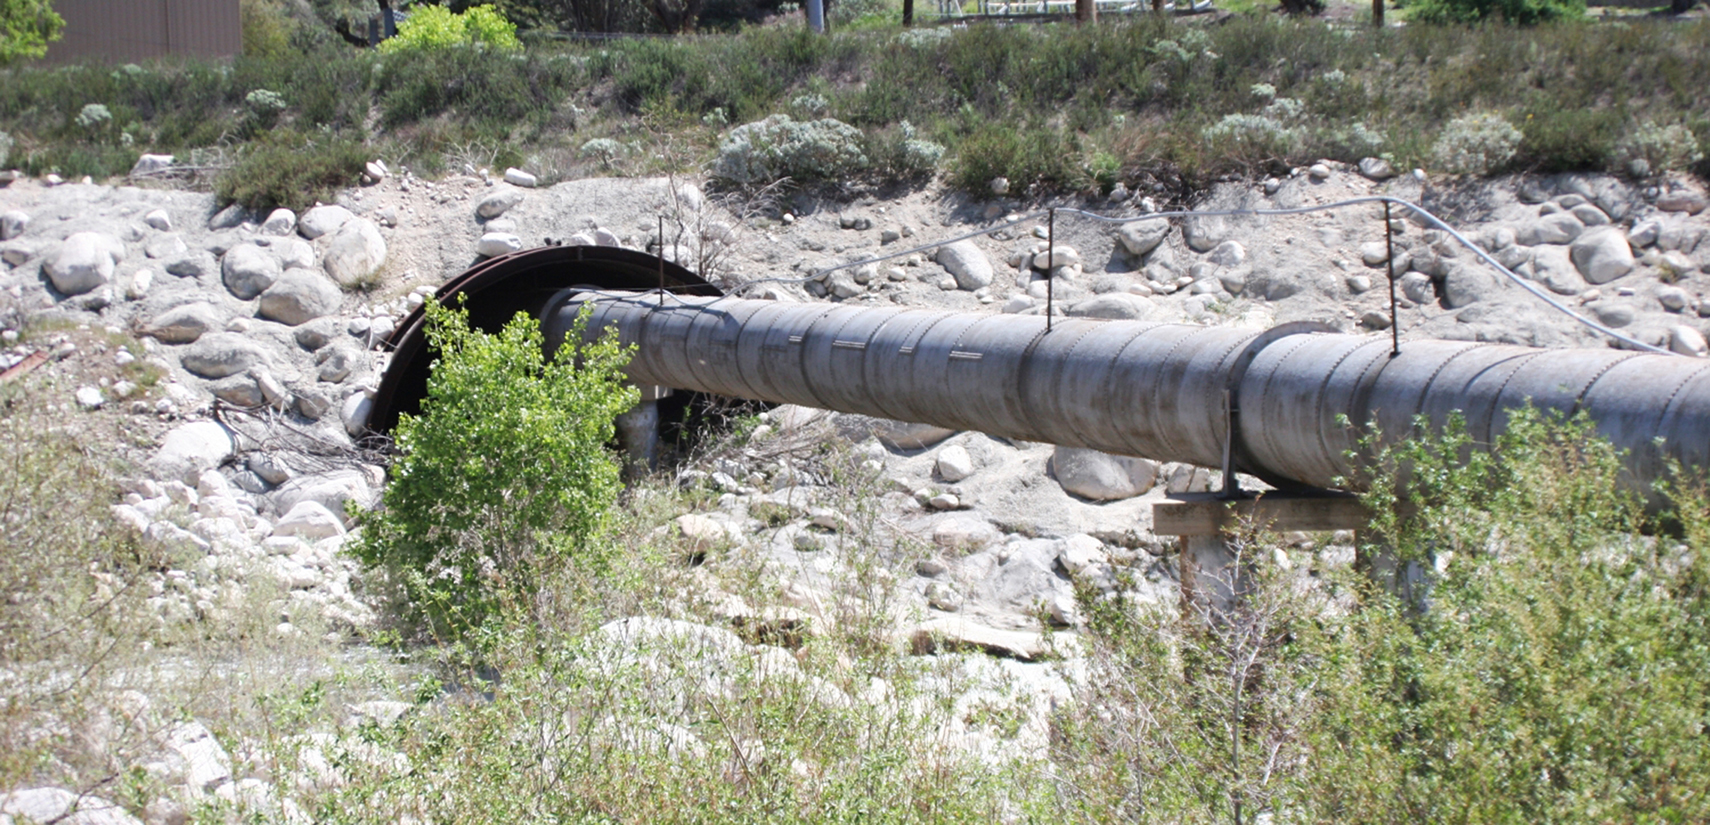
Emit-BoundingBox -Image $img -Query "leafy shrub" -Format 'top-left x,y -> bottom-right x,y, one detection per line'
1316,121 -> 1387,160
244,88 -> 287,130
713,114 -> 869,185
240,0 -> 295,60
864,120 -> 945,180
1202,113 -> 1300,151
0,0 -> 63,66
378,4 -> 520,55
1431,112 -> 1522,175
214,133 -> 367,211
74,103 -> 112,132
949,121 -> 1079,193
1408,0 -> 1584,24
580,137 -> 625,167
352,302 -> 635,640
1614,120 -> 1705,178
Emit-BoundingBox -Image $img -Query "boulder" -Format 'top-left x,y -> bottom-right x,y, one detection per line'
1182,214 -> 1230,252
148,421 -> 234,484
476,186 -> 526,220
503,167 -> 538,187
165,721 -> 233,793
1656,191 -> 1708,215
1051,446 -> 1159,501
142,209 -> 172,232
323,218 -> 386,288
1628,219 -> 1661,249
936,240 -> 993,290
207,203 -> 247,230
0,787 -> 142,825
1067,293 -> 1154,320
1400,272 -> 1435,305
476,232 -> 523,258
1670,325 -> 1708,357
144,232 -> 187,260
272,500 -> 347,539
1528,212 -> 1584,245
1358,157 -> 1395,180
1569,227 -> 1635,285
221,243 -> 281,299
0,210 -> 27,240
166,252 -> 215,278
258,268 -> 343,326
270,469 -> 375,521
315,345 -> 358,383
261,208 -> 297,236
1208,240 -> 1246,267
297,204 -> 354,239
342,390 -> 373,435
180,333 -> 270,378
130,153 -> 175,176
931,515 -> 1002,550
271,236 -> 315,270
147,302 -> 224,343
1116,220 -> 1170,256
1034,245 -> 1082,270
45,231 -> 125,296
1531,245 -> 1587,295
936,445 -> 975,482
871,418 -> 956,450
1444,262 -> 1503,308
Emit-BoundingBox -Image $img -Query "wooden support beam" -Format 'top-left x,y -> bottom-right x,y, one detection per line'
1152,492 -> 1373,537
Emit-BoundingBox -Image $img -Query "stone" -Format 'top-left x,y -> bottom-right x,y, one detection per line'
144,232 -> 187,260
323,218 -> 386,288
1208,240 -> 1246,267
1532,245 -> 1588,295
1628,219 -> 1661,249
131,153 -> 175,176
76,386 -> 104,409
1657,285 -> 1691,313
928,492 -> 960,510
1308,163 -> 1331,180
221,243 -> 282,299
1570,227 -> 1636,285
476,232 -> 523,258
258,268 -> 343,325
271,468 -> 375,519
364,160 -> 388,182
1660,251 -> 1697,279
925,581 -> 964,612
180,333 -> 269,378
1444,263 -> 1503,308
149,421 -> 234,484
1051,446 -> 1159,501
1656,191 -> 1708,215
1115,220 -> 1170,257
272,500 -> 347,539
166,252 -> 214,278
294,318 -> 338,351
209,373 -> 265,407
1034,245 -> 1081,270
1529,212 -> 1585,245
1670,325 -> 1708,357
1360,241 -> 1391,266
503,167 -> 538,187
166,721 -> 233,793
907,617 -> 1045,660
249,453 -> 291,485
125,268 -> 154,300
476,187 -> 526,220
260,208 -> 296,236
1400,272 -> 1435,305
315,345 -> 358,383
936,445 -> 975,482
1182,214 -> 1230,252
342,390 -> 372,436
2,210 -> 29,240
142,209 -> 172,232
936,240 -> 994,290
828,271 -> 861,299
1569,203 -> 1610,227
45,231 -> 125,296
1358,157 -> 1394,180
1067,293 -> 1154,320
931,515 -> 1001,550
1590,301 -> 1635,327
870,418 -> 956,450
593,227 -> 621,247
674,513 -> 726,550
207,202 -> 247,230
298,204 -> 354,239
0,787 -> 143,825
1060,534 -> 1108,575
272,236 -> 315,270
1360,309 -> 1392,329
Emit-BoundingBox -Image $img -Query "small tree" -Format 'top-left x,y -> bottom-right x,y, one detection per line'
353,301 -> 637,640
0,0 -> 63,65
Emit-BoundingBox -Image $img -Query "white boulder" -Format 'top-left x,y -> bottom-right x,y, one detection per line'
45,231 -> 126,296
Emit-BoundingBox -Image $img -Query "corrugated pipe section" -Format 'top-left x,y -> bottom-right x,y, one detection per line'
544,291 -> 1710,494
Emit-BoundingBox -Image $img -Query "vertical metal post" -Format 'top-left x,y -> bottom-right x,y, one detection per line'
1384,201 -> 1400,358
658,215 -> 666,298
1046,208 -> 1056,333
1372,0 -> 1383,26
807,0 -> 825,32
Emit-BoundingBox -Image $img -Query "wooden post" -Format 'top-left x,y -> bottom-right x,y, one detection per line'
1076,0 -> 1096,22
903,0 -> 914,25
1153,492 -> 1373,611
1372,0 -> 1384,26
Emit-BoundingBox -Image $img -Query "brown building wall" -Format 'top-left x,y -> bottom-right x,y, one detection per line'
42,0 -> 241,64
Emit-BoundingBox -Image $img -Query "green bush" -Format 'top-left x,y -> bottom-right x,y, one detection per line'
1055,410 -> 1710,822
214,133 -> 368,211
377,4 -> 520,54
949,121 -> 1079,194
1431,111 -> 1523,175
1407,0 -> 1584,24
352,301 -> 636,641
713,113 -> 870,185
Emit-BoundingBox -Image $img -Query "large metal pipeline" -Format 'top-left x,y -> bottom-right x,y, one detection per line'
544,290 -> 1710,494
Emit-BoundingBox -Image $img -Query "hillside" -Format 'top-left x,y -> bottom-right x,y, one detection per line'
2,8 -> 1710,824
